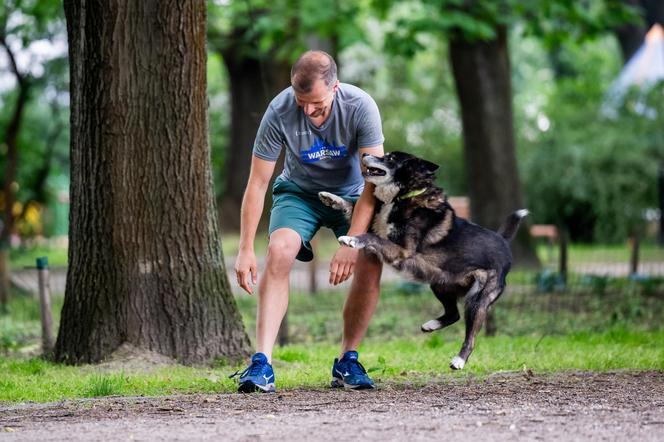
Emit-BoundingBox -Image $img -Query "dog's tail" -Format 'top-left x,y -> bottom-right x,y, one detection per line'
497,209 -> 529,241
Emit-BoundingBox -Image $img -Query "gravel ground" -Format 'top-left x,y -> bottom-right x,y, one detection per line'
1,371 -> 663,441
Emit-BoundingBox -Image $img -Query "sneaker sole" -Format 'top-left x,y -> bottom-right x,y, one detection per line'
330,378 -> 375,390
238,381 -> 276,393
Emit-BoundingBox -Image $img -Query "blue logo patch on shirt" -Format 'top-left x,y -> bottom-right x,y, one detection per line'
300,138 -> 349,163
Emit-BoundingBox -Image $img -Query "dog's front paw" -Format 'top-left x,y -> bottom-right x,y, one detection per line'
319,192 -> 352,214
338,235 -> 365,249
450,356 -> 466,370
421,319 -> 443,333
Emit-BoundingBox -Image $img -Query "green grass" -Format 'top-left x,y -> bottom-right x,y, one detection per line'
2,239 -> 663,404
9,245 -> 69,270
0,295 -> 64,351
0,327 -> 662,403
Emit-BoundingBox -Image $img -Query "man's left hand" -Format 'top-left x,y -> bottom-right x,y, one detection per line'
329,245 -> 359,285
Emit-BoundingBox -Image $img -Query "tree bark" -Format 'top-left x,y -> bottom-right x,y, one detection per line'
55,0 -> 250,365
216,40 -> 290,232
449,26 -> 539,268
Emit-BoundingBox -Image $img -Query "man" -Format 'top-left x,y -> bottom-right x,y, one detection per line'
233,50 -> 384,393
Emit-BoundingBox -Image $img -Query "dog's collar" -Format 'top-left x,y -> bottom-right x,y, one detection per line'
397,188 -> 427,200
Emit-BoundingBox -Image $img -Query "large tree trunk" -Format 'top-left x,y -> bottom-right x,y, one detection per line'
217,47 -> 290,233
449,26 -> 539,268
55,0 -> 250,365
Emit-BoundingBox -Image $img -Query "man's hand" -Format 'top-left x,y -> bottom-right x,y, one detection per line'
235,249 -> 258,295
329,245 -> 359,285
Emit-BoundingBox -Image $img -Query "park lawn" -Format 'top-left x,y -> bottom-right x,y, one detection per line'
0,327 -> 662,404
537,241 -> 664,265
9,245 -> 69,270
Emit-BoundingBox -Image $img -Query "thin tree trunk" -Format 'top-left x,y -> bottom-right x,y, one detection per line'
217,48 -> 290,232
615,0 -> 647,63
449,26 -> 539,268
55,0 -> 250,365
615,0 -> 664,64
0,39 -> 30,310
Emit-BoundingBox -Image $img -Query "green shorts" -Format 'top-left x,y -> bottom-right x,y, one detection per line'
269,176 -> 360,262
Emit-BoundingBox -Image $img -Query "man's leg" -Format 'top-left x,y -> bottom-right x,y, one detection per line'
330,251 -> 382,389
340,250 -> 382,354
256,227 -> 301,362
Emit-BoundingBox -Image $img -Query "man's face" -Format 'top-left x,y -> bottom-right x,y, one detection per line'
294,79 -> 338,119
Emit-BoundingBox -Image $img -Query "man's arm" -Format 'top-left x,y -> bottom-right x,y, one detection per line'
329,145 -> 384,285
235,155 -> 277,294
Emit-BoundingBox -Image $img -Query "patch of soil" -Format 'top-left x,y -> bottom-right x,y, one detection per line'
1,371 -> 663,441
91,343 -> 178,373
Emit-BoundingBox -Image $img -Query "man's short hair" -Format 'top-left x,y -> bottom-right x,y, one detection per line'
290,50 -> 338,93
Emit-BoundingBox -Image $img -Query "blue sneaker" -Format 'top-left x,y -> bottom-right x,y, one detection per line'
230,352 -> 276,393
331,351 -> 375,390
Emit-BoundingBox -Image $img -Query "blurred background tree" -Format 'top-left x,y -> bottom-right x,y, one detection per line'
0,0 -> 68,311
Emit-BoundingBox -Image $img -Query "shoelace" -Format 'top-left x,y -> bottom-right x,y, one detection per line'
341,359 -> 369,376
229,361 -> 264,379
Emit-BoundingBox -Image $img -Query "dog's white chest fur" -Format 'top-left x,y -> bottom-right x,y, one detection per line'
372,202 -> 394,239
372,183 -> 399,239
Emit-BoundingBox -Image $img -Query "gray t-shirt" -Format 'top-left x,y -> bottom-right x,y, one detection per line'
253,83 -> 384,196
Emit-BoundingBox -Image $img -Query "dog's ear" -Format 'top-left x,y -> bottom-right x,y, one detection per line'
421,159 -> 439,173
404,157 -> 439,174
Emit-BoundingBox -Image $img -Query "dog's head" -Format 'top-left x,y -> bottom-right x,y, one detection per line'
362,151 -> 439,190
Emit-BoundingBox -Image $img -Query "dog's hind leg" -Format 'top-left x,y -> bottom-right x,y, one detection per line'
318,192 -> 353,220
421,284 -> 460,332
451,274 -> 503,370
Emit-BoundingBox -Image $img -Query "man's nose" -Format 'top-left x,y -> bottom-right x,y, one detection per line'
304,103 -> 315,115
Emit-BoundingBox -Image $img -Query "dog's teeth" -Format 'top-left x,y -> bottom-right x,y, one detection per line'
421,319 -> 442,332
450,356 -> 465,370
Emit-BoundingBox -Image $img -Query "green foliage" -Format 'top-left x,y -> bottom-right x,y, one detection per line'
517,35 -> 664,242
520,0 -> 641,48
208,0 -> 368,62
374,0 -> 639,55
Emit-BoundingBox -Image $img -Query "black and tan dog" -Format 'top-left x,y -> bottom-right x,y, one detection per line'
319,151 -> 528,370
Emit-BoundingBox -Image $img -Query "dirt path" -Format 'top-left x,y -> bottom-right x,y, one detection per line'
1,371 -> 663,441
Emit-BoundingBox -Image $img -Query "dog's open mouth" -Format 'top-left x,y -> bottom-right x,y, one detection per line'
365,167 -> 387,177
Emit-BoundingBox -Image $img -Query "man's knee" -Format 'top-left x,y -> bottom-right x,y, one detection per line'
266,229 -> 301,274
